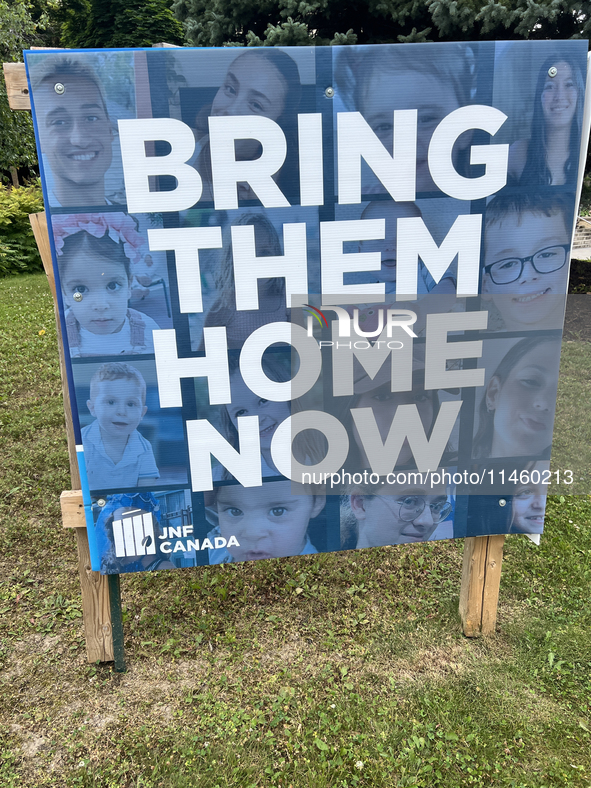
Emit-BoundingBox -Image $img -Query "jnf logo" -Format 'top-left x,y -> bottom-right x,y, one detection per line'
112,509 -> 156,558
303,305 -> 418,340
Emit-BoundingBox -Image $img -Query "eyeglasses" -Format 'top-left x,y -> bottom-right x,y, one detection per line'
483,245 -> 569,285
378,495 -> 452,523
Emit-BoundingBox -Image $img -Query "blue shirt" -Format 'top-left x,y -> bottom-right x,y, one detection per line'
81,420 -> 159,491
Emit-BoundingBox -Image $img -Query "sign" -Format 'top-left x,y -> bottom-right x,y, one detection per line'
24,41 -> 589,573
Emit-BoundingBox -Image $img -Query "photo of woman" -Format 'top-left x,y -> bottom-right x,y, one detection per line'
509,53 -> 585,187
192,48 -> 302,204
473,337 -> 561,460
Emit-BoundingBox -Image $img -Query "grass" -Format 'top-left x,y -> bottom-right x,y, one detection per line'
0,272 -> 590,788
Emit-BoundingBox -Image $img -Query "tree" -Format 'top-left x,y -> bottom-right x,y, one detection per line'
61,0 -> 184,49
172,0 -> 591,47
0,1 -> 40,180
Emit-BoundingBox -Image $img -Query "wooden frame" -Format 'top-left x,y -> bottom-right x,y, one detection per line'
3,58 -> 504,661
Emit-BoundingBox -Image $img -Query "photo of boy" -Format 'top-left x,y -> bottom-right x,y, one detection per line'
54,214 -> 161,357
82,362 -> 159,490
482,193 -> 572,331
205,480 -> 325,564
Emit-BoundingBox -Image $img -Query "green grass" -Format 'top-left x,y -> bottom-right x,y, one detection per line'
1,273 -> 590,788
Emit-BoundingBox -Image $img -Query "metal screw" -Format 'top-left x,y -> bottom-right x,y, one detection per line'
54,82 -> 65,94
96,498 -> 106,507
548,66 -> 558,78
325,86 -> 335,98
498,498 -> 507,507
73,291 -> 83,302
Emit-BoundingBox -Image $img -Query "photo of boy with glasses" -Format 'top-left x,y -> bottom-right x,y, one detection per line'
341,478 -> 453,550
482,194 -> 572,332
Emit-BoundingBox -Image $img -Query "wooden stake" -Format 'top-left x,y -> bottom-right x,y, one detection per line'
3,62 -> 30,110
29,211 -> 114,663
459,535 -> 505,637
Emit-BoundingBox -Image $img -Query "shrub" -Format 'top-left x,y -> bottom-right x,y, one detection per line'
0,181 -> 45,277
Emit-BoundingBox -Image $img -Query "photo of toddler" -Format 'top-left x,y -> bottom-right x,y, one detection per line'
54,214 -> 161,357
82,362 -> 159,490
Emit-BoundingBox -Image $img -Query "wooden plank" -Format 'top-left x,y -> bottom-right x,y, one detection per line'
3,62 -> 30,110
29,211 -> 114,663
481,535 -> 505,635
152,42 -> 181,47
60,490 -> 85,529
459,535 -> 505,637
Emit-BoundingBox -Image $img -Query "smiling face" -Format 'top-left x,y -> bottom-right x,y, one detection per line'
227,371 -> 290,450
361,71 -> 464,193
87,378 -> 147,440
541,61 -> 578,132
212,55 -> 287,160
487,343 -> 560,458
483,210 -> 569,330
354,380 -> 435,466
511,464 -> 547,534
37,76 -> 113,205
62,249 -> 131,335
359,202 -> 421,283
216,481 -> 325,562
351,488 -> 449,548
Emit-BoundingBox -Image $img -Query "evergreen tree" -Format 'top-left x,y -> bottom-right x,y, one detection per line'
61,0 -> 184,49
0,1 -> 40,179
173,0 -> 591,47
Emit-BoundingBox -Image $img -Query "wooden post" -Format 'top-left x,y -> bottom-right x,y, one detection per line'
459,535 -> 505,636
30,212 -> 115,663
3,62 -> 29,110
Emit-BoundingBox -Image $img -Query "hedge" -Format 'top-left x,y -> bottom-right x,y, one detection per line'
0,181 -> 45,277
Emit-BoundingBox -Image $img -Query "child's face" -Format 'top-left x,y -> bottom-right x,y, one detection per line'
362,71 -> 464,193
351,487 -> 448,547
37,76 -> 113,191
483,211 -> 569,330
216,481 -> 324,561
511,465 -> 546,534
541,61 -> 578,131
87,379 -> 147,439
487,343 -> 560,457
62,251 -> 131,335
359,202 -> 421,284
227,372 -> 290,450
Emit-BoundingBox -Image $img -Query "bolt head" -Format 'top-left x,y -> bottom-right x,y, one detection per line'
325,86 -> 335,98
499,498 -> 507,507
547,66 -> 558,78
54,82 -> 65,94
73,291 -> 83,302
96,498 -> 106,507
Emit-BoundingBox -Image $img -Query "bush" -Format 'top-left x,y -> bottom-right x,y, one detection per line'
0,181 -> 45,277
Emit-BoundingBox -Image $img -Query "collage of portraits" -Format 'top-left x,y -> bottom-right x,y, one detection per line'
25,39 -> 587,573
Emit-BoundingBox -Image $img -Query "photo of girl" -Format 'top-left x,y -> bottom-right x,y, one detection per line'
510,462 -> 547,535
53,214 -> 162,357
199,212 -> 289,349
473,337 -> 561,460
205,480 -> 326,564
508,53 -> 585,187
334,44 -> 476,194
340,479 -> 453,550
191,48 -> 302,204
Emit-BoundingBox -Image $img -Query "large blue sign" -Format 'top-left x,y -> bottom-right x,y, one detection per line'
24,41 -> 588,573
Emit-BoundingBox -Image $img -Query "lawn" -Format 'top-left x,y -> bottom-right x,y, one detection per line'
0,273 -> 590,788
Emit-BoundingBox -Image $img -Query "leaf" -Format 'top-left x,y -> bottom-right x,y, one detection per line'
314,738 -> 329,751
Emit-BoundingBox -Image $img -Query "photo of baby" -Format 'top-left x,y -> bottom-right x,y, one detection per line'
53,213 -> 168,357
205,480 -> 326,564
75,360 -> 188,492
